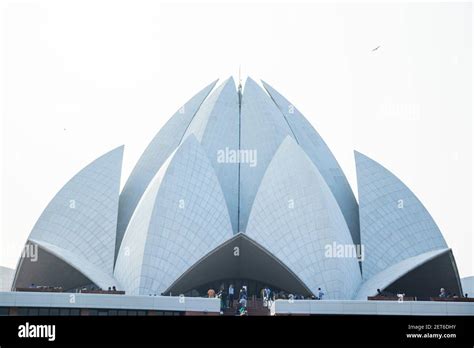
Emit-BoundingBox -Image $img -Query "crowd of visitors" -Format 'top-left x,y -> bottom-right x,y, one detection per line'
22,283 -> 123,294
207,284 -> 250,315
438,287 -> 462,299
26,284 -> 63,292
79,285 -> 123,294
204,284 -> 326,315
372,287 -> 470,300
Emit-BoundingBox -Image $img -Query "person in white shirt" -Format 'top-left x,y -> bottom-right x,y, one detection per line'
228,284 -> 234,308
318,287 -> 325,300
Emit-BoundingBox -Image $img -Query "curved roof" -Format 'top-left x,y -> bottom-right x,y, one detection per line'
239,78 -> 295,232
12,239 -> 120,291
31,239 -> 120,290
165,233 -> 313,296
116,80 -> 218,258
12,76 -> 462,301
355,248 -> 450,299
0,266 -> 15,292
181,77 -> 240,233
28,146 -> 124,275
246,136 -> 361,299
461,276 -> 474,297
115,135 -> 233,295
114,150 -> 175,295
262,80 -> 360,245
355,151 -> 448,279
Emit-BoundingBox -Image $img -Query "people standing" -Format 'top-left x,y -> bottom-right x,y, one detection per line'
228,284 -> 234,308
218,284 -> 227,312
439,288 -> 447,298
263,286 -> 270,307
207,288 -> 215,298
238,286 -> 248,313
238,286 -> 248,316
318,287 -> 324,300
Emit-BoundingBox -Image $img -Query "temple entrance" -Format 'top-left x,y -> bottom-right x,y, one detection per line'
184,278 -> 284,298
165,233 -> 313,298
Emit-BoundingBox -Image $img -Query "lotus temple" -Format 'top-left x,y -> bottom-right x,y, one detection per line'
1,77 -> 472,316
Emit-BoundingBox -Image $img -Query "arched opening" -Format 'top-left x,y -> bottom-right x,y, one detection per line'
384,250 -> 463,299
164,233 -> 313,298
12,242 -> 97,292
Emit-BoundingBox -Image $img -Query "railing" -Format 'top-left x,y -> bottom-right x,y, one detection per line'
15,287 -> 125,295
16,287 -> 64,293
429,297 -> 474,302
79,290 -> 125,295
368,296 -> 416,301
368,295 -> 474,302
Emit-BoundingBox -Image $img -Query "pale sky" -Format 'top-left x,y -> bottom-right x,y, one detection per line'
1,0 -> 472,278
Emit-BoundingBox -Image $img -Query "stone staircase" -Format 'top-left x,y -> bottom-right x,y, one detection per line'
222,297 -> 271,316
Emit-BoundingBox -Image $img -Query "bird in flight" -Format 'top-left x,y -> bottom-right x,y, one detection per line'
372,45 -> 381,52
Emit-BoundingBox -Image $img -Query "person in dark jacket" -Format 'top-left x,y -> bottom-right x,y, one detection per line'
237,286 -> 248,314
